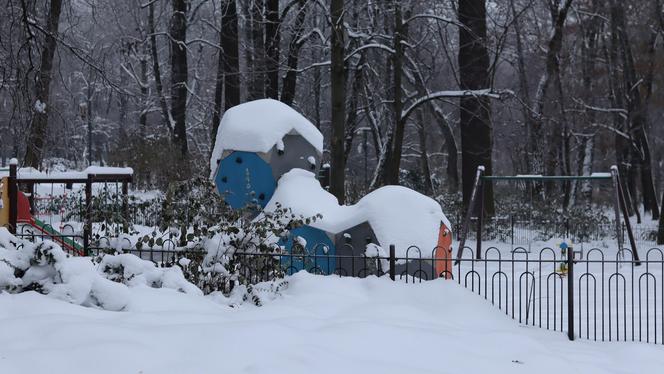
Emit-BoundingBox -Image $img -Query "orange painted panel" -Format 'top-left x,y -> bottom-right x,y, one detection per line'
435,223 -> 453,279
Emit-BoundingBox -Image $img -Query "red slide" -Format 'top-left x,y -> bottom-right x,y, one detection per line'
16,191 -> 85,256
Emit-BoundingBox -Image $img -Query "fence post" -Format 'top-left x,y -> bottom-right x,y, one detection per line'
84,175 -> 92,255
121,180 -> 129,234
476,178 -> 484,260
389,244 -> 395,281
511,215 -> 514,248
8,158 -> 17,234
567,246 -> 575,341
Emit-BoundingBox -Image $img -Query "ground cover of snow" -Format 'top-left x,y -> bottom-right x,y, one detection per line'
209,99 -> 324,178
1,270 -> 662,374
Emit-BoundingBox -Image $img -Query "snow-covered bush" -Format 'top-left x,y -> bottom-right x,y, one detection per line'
97,253 -> 202,295
0,228 -> 201,310
144,177 -> 319,295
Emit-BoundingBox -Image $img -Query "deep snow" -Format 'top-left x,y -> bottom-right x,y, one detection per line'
1,272 -> 662,374
263,169 -> 452,256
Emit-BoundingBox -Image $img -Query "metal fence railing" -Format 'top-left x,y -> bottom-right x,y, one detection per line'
81,241 -> 664,345
12,225 -> 664,345
224,245 -> 664,344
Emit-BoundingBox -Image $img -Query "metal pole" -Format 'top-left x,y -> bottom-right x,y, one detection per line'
363,129 -> 368,188
8,158 -> 17,234
476,178 -> 484,260
389,244 -> 395,281
84,175 -> 92,255
122,180 -> 129,234
567,245 -> 575,341
610,166 -> 624,250
612,166 -> 640,265
455,166 -> 484,262
511,215 -> 514,248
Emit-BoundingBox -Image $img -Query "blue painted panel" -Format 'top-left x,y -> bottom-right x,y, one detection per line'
279,225 -> 336,275
215,151 -> 276,209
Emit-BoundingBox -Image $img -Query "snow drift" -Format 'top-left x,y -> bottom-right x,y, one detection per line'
1,271 -> 662,374
0,228 -> 201,311
263,169 -> 452,256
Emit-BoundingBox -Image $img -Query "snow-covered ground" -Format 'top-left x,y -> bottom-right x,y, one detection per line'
1,272 -> 662,374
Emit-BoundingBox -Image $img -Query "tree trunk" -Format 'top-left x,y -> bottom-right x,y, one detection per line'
610,0 -> 659,219
458,0 -> 494,215
280,0 -> 307,106
211,4 -> 226,150
312,47 -> 321,129
606,4 -> 634,217
329,0 -> 346,203
149,2 -> 173,135
241,0 -> 253,101
580,136 -> 595,209
434,109 -> 459,193
417,110 -> 434,196
24,0 -> 63,168
528,0 -> 573,176
264,0 -> 279,99
86,73 -> 93,166
170,0 -> 189,157
222,0 -> 240,111
343,57 -> 365,165
139,55 -> 148,138
384,1 -> 405,186
577,0 -> 601,208
248,0 -> 265,100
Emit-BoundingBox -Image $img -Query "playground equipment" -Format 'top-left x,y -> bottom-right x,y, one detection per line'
455,166 -> 640,264
1,159 -> 133,255
210,99 -> 453,278
210,99 -> 323,209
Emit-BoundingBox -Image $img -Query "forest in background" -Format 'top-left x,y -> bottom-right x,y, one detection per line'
0,0 -> 663,228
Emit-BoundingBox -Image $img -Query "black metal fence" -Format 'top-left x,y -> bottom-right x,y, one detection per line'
12,226 -> 664,345
220,245 -> 664,344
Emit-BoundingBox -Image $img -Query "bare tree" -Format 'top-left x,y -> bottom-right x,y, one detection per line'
329,0 -> 346,203
211,0 -> 241,151
24,0 -> 63,168
280,0 -> 308,106
458,0 -> 494,214
264,0 -> 279,99
170,0 -> 189,158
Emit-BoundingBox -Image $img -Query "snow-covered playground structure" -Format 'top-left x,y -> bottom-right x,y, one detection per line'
210,99 -> 453,278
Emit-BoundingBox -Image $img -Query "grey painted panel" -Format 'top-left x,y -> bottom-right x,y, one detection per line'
334,222 -> 379,277
268,135 -> 320,181
394,261 -> 437,281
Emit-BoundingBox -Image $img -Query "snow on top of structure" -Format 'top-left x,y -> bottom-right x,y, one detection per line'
209,99 -> 324,178
358,185 -> 451,256
263,169 -> 451,256
262,169 -> 363,233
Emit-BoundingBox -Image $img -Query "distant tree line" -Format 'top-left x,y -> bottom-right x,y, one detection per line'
0,0 -> 662,227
